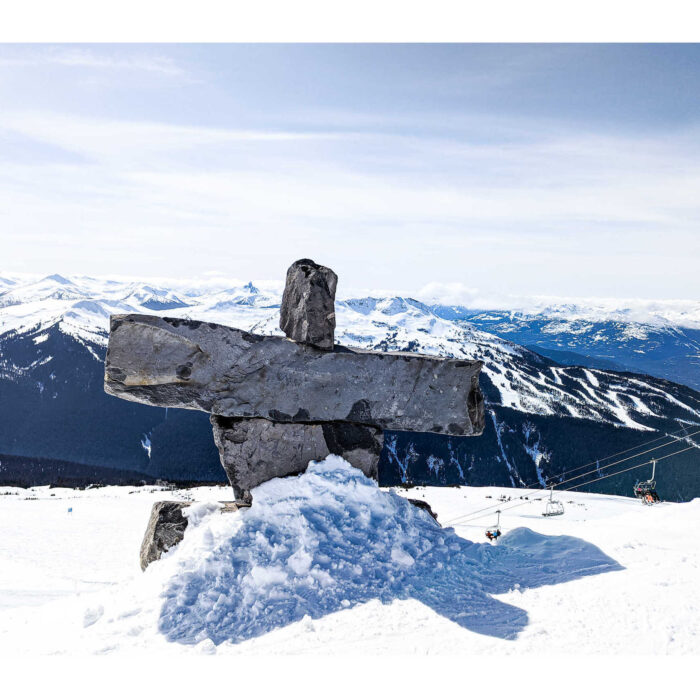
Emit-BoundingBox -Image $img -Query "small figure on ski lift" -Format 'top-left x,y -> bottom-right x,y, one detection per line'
485,510 -> 502,542
633,459 -> 661,505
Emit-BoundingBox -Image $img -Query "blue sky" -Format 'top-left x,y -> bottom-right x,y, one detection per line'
1,44 -> 699,301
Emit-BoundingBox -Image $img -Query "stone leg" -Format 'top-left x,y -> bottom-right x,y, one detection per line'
211,416 -> 383,503
140,501 -> 189,571
140,500 -> 249,570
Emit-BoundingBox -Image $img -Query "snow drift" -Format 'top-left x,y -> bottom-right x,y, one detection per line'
149,457 -> 621,645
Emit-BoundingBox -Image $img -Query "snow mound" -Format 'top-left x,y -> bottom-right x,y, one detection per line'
153,457 -> 621,646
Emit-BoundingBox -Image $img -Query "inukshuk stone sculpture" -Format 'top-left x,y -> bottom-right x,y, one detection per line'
104,258 -> 485,567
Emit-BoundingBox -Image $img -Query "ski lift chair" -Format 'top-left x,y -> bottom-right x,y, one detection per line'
633,460 -> 660,505
485,510 -> 502,542
542,487 -> 565,517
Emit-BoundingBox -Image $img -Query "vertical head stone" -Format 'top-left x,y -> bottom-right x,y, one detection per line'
279,259 -> 338,350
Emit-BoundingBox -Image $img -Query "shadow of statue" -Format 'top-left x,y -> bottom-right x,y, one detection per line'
157,460 -> 623,645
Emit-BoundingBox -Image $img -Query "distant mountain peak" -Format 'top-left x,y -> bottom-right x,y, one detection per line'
44,273 -> 75,286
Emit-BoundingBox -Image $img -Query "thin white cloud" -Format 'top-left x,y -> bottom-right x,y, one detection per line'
0,46 -> 186,76
1,108 -> 699,298
0,110 -> 354,165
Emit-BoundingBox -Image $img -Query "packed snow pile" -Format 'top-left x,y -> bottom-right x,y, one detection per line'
3,466 -> 700,654
100,456 -> 620,647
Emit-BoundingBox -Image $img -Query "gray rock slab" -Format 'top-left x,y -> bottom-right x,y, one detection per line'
211,416 -> 383,502
104,314 -> 485,435
279,258 -> 337,349
140,501 -> 190,571
140,499 -> 249,570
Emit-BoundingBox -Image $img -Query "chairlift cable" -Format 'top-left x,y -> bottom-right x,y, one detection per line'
540,428 -> 700,492
450,444 -> 698,526
522,425 -> 700,490
524,429 -> 700,489
443,427 -> 700,526
442,434 -> 700,527
561,445 -> 697,494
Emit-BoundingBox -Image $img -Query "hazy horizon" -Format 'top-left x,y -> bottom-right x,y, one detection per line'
3,269 -> 700,324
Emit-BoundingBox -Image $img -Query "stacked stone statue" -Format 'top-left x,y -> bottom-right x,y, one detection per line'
104,259 -> 485,567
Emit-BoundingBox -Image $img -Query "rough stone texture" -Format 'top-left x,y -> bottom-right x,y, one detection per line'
211,415 -> 383,503
279,259 -> 338,349
105,314 -> 485,436
408,498 -> 438,522
140,501 -> 189,571
140,499 -> 250,569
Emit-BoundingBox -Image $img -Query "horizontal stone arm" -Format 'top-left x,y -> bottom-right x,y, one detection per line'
104,314 -> 485,436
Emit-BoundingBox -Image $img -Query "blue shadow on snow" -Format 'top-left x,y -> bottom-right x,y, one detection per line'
157,467 -> 623,645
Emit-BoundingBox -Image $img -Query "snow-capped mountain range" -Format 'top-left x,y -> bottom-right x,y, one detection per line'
433,304 -> 700,393
1,273 -> 699,499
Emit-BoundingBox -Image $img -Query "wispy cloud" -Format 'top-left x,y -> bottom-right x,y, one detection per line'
0,46 -> 186,76
1,105 -> 699,297
0,110 -> 354,165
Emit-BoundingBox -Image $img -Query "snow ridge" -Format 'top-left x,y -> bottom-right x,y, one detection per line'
2,274 -> 700,432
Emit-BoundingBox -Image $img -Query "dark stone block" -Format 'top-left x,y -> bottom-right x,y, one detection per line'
140,501 -> 189,571
105,314 -> 484,435
211,415 -> 383,502
279,259 -> 338,349
408,498 -> 439,522
139,499 -> 250,570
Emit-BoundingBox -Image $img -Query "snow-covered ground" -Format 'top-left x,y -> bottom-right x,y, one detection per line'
0,457 -> 697,655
